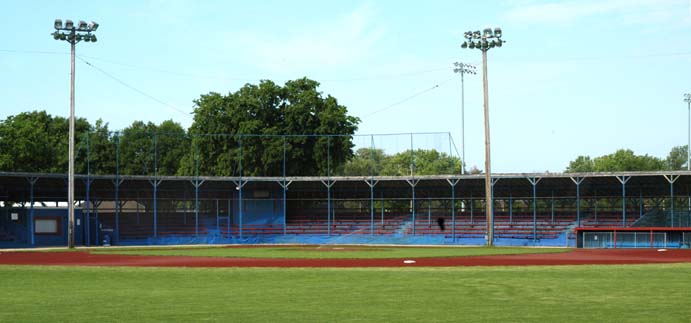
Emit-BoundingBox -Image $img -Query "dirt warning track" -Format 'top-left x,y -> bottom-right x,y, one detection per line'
2,249 -> 691,267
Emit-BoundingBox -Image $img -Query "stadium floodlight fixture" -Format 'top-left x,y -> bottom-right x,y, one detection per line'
78,20 -> 88,31
460,26 -> 505,246
51,19 -> 99,249
494,27 -> 502,38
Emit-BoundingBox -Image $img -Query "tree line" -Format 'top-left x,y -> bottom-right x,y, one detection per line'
565,147 -> 688,173
0,78 -> 361,176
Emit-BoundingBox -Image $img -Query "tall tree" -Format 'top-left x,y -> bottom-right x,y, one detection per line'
665,145 -> 688,170
338,148 -> 461,176
77,119 -> 116,175
0,111 -> 89,173
338,148 -> 387,176
117,121 -> 156,176
566,149 -> 665,172
117,120 -> 188,176
385,149 -> 462,176
184,78 -> 360,176
565,156 -> 594,173
156,120 -> 189,176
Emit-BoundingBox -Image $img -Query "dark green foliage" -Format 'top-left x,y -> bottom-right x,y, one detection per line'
116,120 -> 189,176
665,145 -> 688,170
0,111 -> 89,173
183,78 -> 360,176
339,148 -> 462,176
566,149 -> 667,173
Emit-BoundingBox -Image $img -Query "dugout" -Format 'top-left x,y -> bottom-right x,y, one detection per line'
576,227 -> 691,249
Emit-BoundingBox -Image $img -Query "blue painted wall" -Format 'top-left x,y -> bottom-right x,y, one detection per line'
0,207 -> 84,247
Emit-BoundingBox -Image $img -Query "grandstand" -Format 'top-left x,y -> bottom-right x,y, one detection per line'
2,170 -> 691,248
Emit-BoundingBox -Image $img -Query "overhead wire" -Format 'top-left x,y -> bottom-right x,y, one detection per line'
76,56 -> 192,118
360,77 -> 455,119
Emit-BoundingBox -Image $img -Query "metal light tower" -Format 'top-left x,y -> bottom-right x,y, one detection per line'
461,27 -> 504,246
453,62 -> 476,174
685,93 -> 691,171
52,19 -> 98,248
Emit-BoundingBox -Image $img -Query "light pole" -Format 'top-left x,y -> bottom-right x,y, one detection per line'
685,94 -> 691,171
461,27 -> 504,246
52,19 -> 98,248
453,62 -> 476,175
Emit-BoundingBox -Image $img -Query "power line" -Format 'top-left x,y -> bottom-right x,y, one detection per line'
80,54 -> 450,83
79,54 -> 264,82
76,56 -> 192,118
361,77 -> 454,119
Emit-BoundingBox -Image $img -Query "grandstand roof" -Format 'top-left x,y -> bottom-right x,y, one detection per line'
1,171 -> 691,202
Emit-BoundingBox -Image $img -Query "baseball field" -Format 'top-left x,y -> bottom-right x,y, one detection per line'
1,246 -> 691,322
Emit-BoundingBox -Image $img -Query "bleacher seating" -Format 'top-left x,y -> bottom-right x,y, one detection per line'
96,205 -> 646,241
579,210 -> 639,228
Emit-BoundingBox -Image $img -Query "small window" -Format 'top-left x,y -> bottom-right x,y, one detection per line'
35,217 -> 61,235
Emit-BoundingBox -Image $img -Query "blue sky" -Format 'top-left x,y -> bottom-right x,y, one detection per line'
1,0 -> 691,173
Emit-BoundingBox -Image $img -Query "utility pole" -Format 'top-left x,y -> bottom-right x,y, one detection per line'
453,62 -> 476,174
52,19 -> 98,248
461,27 -> 504,246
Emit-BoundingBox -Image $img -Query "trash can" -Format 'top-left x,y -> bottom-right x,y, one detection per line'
101,228 -> 113,246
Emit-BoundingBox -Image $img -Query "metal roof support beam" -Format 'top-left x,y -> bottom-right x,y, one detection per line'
366,179 -> 379,236
570,177 -> 585,227
321,180 -> 336,237
406,179 -> 420,235
639,188 -> 644,220
278,180 -> 292,236
527,177 -> 542,242
488,178 -> 499,243
233,179 -> 247,238
594,190 -> 599,224
663,175 -> 679,227
26,177 -> 38,246
447,179 -> 460,242
509,192 -> 513,225
82,178 -> 93,245
112,178 -> 124,244
616,176 -> 631,227
148,179 -> 163,238
550,191 -> 555,225
381,192 -> 385,226
470,193 -> 474,224
93,199 -> 100,244
191,179 -> 205,237
226,199 -> 231,239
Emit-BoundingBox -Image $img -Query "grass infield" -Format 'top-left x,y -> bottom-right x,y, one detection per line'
1,264 -> 690,322
89,245 -> 570,259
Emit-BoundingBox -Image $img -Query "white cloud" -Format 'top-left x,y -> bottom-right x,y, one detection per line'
228,5 -> 385,73
504,0 -> 686,25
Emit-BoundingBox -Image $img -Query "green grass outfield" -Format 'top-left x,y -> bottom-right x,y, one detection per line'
89,245 -> 569,259
1,264 -> 690,322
